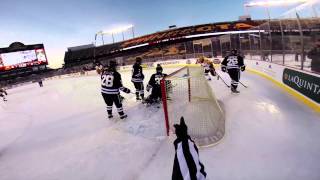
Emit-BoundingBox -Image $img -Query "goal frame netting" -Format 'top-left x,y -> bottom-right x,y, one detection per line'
160,66 -> 191,136
160,65 -> 225,147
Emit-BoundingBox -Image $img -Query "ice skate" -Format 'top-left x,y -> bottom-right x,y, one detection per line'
231,87 -> 240,94
120,114 -> 128,119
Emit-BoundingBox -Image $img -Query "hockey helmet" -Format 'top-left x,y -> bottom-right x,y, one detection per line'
231,49 -> 238,55
135,57 -> 142,64
199,56 -> 205,62
106,60 -> 117,71
156,64 -> 163,74
94,61 -> 102,67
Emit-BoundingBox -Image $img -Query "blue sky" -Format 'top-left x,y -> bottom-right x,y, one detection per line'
0,0 -> 304,68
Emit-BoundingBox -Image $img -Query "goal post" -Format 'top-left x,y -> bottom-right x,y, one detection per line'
161,65 -> 225,147
160,66 -> 190,136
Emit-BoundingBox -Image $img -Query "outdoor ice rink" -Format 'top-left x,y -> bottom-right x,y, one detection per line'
0,66 -> 319,180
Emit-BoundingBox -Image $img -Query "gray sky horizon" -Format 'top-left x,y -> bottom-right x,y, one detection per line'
0,0 -> 306,68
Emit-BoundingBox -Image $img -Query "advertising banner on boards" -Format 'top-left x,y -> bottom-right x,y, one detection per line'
283,68 -> 320,103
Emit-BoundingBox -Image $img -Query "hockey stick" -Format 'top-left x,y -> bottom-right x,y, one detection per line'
216,72 -> 230,88
239,81 -> 248,88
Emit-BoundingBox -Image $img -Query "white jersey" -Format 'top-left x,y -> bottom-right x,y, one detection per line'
202,63 -> 211,71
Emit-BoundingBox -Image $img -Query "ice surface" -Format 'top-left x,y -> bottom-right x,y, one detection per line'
0,66 -> 320,180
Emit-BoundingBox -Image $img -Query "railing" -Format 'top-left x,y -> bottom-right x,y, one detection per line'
226,1 -> 320,74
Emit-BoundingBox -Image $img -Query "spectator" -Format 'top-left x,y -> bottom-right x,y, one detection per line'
307,39 -> 320,73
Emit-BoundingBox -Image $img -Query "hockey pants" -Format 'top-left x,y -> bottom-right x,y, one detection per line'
101,93 -> 125,117
227,68 -> 240,90
133,82 -> 144,99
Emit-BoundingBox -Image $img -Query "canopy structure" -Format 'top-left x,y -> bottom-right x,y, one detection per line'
244,0 -> 309,7
95,24 -> 135,45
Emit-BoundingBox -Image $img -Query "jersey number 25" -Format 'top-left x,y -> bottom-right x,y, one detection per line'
102,75 -> 114,87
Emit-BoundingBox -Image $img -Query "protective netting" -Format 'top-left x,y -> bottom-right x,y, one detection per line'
161,66 -> 225,147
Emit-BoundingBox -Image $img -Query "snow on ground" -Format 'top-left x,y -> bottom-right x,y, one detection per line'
0,66 -> 320,180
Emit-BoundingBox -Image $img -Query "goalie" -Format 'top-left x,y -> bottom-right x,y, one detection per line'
145,64 -> 167,105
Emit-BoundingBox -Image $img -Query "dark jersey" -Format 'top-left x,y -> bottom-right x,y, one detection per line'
131,63 -> 144,83
101,70 -> 127,94
221,55 -> 244,69
148,73 -> 167,89
0,89 -> 7,95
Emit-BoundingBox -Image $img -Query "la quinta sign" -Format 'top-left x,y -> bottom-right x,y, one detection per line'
283,68 -> 320,103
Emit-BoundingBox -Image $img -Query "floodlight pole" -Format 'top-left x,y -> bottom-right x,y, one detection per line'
244,5 -> 250,16
210,39 -> 214,57
111,33 -> 115,43
219,38 -> 223,57
192,41 -> 196,58
132,26 -> 135,38
238,33 -> 242,52
249,34 -> 252,59
279,19 -> 285,65
296,12 -> 305,70
266,7 -> 273,62
201,43 -> 204,56
258,27 -> 262,61
229,34 -> 232,50
184,42 -> 187,57
94,34 -> 97,62
312,5 -> 318,17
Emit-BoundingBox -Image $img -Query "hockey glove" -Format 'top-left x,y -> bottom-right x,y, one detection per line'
174,117 -> 188,139
119,95 -> 125,103
241,66 -> 246,72
210,69 -> 217,76
121,87 -> 131,94
146,85 -> 152,92
221,67 -> 227,72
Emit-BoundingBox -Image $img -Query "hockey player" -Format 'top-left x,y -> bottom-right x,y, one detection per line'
95,61 -> 104,75
197,56 -> 216,80
0,88 -> 8,101
172,117 -> 207,180
96,61 -> 125,103
145,64 -> 167,104
221,49 -> 245,93
203,58 -> 216,80
38,80 -> 43,87
131,57 -> 145,101
100,61 -> 131,119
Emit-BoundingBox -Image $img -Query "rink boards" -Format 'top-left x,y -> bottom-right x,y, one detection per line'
42,57 -> 319,112
244,60 -> 320,112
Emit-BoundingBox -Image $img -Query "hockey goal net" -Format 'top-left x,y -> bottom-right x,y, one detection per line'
161,66 -> 225,147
